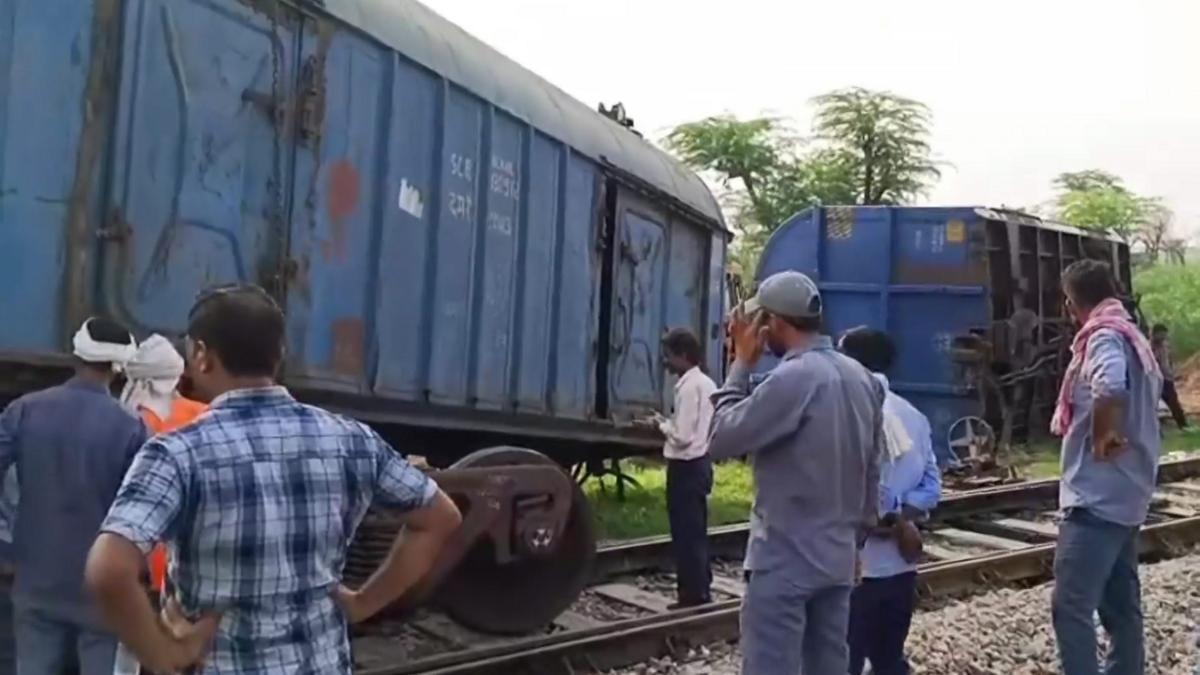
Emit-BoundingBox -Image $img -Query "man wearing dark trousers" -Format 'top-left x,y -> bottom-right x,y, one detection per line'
656,328 -> 716,609
1151,323 -> 1188,429
839,328 -> 941,675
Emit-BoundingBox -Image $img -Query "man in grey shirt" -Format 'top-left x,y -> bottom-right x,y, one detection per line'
1051,260 -> 1162,675
708,271 -> 883,675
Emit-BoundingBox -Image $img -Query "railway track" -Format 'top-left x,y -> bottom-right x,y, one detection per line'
352,456 -> 1200,675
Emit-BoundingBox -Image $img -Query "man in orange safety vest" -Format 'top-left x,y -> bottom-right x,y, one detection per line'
118,336 -> 208,595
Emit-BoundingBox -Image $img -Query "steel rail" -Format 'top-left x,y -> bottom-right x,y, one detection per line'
371,514 -> 1200,675
593,455 -> 1200,579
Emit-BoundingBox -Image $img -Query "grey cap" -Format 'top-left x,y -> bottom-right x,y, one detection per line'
743,270 -> 822,319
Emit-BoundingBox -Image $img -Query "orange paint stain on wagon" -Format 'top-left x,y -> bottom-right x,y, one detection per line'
322,159 -> 360,262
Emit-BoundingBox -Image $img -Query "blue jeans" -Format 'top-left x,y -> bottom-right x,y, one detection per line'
740,569 -> 851,675
1051,508 -> 1143,675
13,605 -> 116,675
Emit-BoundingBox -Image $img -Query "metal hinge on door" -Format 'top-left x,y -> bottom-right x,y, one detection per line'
297,54 -> 325,144
264,257 -> 300,298
97,209 -> 131,242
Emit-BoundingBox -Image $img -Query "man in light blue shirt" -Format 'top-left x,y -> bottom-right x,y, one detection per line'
839,327 -> 940,675
1051,260 -> 1161,675
708,271 -> 882,675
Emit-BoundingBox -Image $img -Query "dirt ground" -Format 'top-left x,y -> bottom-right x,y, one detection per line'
1176,352 -> 1200,414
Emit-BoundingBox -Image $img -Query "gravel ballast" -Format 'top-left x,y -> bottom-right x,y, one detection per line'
613,552 -> 1200,674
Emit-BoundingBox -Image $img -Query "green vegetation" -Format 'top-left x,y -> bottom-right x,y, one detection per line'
586,460 -> 753,541
1135,263 -> 1200,361
665,87 -> 940,276
1014,427 -> 1200,479
590,427 -> 1200,542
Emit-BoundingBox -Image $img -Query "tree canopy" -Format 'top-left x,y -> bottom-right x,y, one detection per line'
665,88 -> 941,274
1052,170 -> 1168,251
811,87 -> 941,206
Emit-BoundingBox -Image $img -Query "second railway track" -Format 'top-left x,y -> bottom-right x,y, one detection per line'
353,455 -> 1200,675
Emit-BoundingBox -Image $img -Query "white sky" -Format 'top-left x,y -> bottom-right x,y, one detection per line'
422,0 -> 1200,238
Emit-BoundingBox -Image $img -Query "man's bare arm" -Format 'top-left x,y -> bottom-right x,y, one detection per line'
340,490 -> 462,623
1093,395 -> 1128,460
85,534 -> 218,672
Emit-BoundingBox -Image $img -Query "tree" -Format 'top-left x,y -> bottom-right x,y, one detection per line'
811,88 -> 942,205
1053,169 -> 1124,193
1052,170 -> 1163,247
665,116 -> 857,274
665,116 -> 788,229
1138,202 -> 1174,263
666,88 -> 942,274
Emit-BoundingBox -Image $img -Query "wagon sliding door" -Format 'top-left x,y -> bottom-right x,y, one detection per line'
102,0 -> 298,334
604,188 -> 711,421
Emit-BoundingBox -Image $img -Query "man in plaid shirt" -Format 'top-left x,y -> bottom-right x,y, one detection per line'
84,285 -> 462,673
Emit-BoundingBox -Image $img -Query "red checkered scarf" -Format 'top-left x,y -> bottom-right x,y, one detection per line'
1050,298 -> 1160,436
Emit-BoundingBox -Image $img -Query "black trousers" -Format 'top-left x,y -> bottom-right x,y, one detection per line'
1162,380 -> 1189,429
847,571 -> 917,675
666,456 -> 712,604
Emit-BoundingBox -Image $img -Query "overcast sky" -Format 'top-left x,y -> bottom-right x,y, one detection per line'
422,0 -> 1200,238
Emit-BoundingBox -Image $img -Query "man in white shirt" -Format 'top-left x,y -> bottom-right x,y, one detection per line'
657,328 -> 717,608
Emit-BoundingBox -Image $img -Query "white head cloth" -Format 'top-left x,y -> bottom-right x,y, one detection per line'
72,319 -> 136,371
119,334 -> 185,420
873,373 -> 914,461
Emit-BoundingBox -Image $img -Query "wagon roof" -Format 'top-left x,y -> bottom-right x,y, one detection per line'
971,207 -> 1127,245
317,0 -> 727,230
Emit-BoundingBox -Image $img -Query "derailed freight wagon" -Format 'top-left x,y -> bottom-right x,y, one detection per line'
0,0 -> 727,633
0,0 -> 728,460
757,206 -> 1133,467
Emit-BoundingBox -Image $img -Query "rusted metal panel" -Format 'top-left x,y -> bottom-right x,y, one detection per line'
281,10 -> 611,424
315,0 -> 725,231
0,0 -> 116,352
102,0 -> 298,334
602,188 -> 717,421
756,206 -> 1130,465
2,0 -> 727,460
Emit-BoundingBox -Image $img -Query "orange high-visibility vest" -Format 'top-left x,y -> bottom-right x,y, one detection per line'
140,397 -> 208,592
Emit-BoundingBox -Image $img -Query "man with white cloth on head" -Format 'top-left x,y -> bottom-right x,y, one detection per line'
120,334 -> 208,435
0,318 -> 148,675
114,335 -> 209,675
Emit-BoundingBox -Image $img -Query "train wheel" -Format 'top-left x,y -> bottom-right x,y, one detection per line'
436,446 -> 596,635
947,416 -> 996,463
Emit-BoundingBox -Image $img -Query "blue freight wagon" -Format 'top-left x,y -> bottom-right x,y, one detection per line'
0,0 -> 729,467
756,206 -> 1133,466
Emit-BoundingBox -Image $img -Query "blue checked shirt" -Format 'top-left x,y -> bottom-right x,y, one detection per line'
101,387 -> 437,674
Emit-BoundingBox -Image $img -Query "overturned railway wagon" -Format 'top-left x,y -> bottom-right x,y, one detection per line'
757,206 -> 1133,466
0,0 -> 729,462
0,0 -> 728,634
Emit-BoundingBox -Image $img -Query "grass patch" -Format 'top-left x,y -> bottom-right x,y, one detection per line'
588,428 -> 1200,540
1012,426 -> 1200,479
586,460 -> 753,541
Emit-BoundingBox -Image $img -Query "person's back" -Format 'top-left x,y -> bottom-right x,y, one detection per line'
4,380 -> 145,617
738,347 -> 882,586
88,285 -> 460,675
0,317 -> 144,675
128,389 -> 429,671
